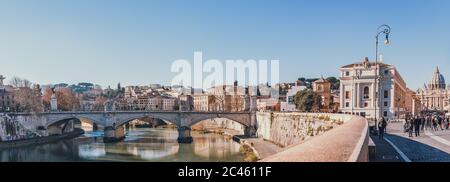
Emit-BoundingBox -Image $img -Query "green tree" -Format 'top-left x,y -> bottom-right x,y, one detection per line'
293,89 -> 322,112
326,77 -> 340,90
297,77 -> 317,89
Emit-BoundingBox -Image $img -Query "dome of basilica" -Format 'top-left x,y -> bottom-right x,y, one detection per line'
428,67 -> 446,89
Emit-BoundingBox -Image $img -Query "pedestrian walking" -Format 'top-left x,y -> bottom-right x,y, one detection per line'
432,117 -> 438,131
408,118 -> 414,137
378,117 -> 387,139
414,116 -> 421,137
426,116 -> 432,130
437,115 -> 443,131
420,116 -> 425,131
445,117 -> 450,130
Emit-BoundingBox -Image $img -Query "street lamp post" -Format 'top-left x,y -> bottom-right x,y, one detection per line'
374,24 -> 391,132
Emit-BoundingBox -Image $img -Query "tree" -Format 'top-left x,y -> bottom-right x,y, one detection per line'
9,77 -> 32,88
93,96 -> 107,111
42,88 -> 53,110
297,77 -> 317,89
9,77 -> 43,113
56,88 -> 80,111
293,89 -> 321,112
326,77 -> 340,90
13,86 -> 43,113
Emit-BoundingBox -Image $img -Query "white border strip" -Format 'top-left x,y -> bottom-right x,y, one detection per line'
424,131 -> 450,146
384,137 -> 412,162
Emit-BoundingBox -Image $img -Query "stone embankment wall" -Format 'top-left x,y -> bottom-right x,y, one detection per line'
256,112 -> 350,147
1,114 -> 40,141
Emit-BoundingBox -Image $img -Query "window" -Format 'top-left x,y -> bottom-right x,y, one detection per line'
384,70 -> 389,75
383,111 -> 388,117
360,112 -> 366,117
345,102 -> 350,107
345,91 -> 351,99
384,90 -> 389,99
363,87 -> 370,99
364,102 -> 368,108
345,71 -> 350,76
384,102 -> 388,107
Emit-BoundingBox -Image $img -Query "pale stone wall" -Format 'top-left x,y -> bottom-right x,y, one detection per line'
256,112 -> 348,147
192,118 -> 246,134
1,115 -> 42,141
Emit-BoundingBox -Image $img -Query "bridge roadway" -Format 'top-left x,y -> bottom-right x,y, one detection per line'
12,111 -> 257,144
373,122 -> 450,162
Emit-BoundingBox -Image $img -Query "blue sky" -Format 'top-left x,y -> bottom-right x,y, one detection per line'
0,0 -> 449,90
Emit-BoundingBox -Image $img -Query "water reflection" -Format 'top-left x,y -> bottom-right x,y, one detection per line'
0,128 -> 244,162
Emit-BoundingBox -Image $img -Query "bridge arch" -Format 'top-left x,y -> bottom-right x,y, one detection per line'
45,116 -> 104,129
113,113 -> 180,128
188,113 -> 252,128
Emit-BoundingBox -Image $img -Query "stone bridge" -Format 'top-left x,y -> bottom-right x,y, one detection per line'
11,111 -> 257,143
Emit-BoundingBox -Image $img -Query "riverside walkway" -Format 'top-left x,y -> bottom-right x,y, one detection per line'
210,128 -> 283,159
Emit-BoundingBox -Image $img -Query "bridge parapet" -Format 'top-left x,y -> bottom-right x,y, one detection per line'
11,111 -> 257,143
259,113 -> 369,162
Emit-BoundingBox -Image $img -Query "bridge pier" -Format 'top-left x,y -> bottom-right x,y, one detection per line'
244,126 -> 257,137
177,126 -> 193,144
103,126 -> 125,143
244,114 -> 258,137
47,125 -> 63,136
93,123 -> 98,131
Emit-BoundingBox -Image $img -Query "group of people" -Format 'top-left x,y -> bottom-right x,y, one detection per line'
404,114 -> 450,137
376,114 -> 450,140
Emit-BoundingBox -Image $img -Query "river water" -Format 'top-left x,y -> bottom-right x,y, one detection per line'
0,128 -> 245,162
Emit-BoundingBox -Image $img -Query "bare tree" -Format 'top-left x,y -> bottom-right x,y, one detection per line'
93,96 -> 107,111
9,77 -> 32,88
12,85 -> 43,113
42,88 -> 53,111
55,88 -> 80,111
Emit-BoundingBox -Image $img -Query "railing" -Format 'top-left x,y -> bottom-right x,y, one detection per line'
260,114 -> 369,162
11,110 -> 254,115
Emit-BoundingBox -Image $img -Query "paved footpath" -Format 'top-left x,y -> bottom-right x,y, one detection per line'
245,138 -> 283,159
382,122 -> 450,162
370,133 -> 404,162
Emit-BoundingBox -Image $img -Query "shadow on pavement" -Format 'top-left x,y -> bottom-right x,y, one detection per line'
384,133 -> 450,162
369,133 -> 403,162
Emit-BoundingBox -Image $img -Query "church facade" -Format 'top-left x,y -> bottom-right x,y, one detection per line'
416,67 -> 450,112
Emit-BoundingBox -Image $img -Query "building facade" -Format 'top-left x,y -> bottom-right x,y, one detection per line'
339,58 -> 412,120
193,94 -> 213,111
0,75 -> 15,112
312,77 -> 333,112
178,94 -> 193,111
416,67 -> 450,112
280,83 -> 307,112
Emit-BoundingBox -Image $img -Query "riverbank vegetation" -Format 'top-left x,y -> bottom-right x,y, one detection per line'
239,144 -> 258,162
